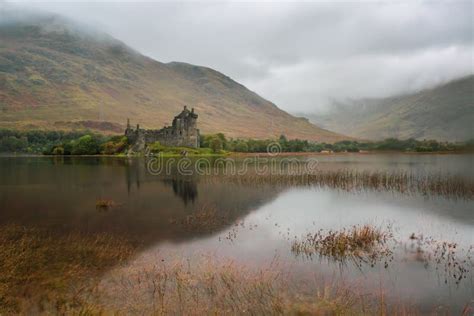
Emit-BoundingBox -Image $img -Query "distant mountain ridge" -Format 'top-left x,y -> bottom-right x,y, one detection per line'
0,13 -> 345,142
304,76 -> 473,141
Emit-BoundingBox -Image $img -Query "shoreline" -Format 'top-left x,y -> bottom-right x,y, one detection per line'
0,150 -> 471,158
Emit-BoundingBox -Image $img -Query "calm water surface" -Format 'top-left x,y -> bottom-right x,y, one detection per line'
0,154 -> 473,311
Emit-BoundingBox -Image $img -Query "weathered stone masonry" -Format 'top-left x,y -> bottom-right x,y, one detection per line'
125,106 -> 200,151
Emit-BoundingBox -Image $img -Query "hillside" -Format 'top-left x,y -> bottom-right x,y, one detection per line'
0,14 -> 344,142
306,76 -> 473,141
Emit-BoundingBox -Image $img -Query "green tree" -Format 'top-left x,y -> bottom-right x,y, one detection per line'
346,144 -> 360,152
234,141 -> 249,152
209,137 -> 223,153
101,136 -> 128,154
216,133 -> 228,149
0,136 -> 28,152
279,134 -> 288,151
71,135 -> 100,155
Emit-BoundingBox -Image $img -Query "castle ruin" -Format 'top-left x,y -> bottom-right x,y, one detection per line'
125,106 -> 200,151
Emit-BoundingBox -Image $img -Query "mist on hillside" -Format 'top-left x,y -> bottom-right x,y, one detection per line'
3,1 -> 473,113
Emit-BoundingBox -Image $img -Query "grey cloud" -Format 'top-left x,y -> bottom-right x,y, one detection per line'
4,0 -> 473,113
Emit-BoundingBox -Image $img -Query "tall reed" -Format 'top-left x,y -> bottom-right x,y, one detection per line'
210,169 -> 474,199
94,255 -> 415,315
291,224 -> 394,268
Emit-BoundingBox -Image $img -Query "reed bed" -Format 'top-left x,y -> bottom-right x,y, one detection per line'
0,224 -> 466,315
291,224 -> 394,267
291,223 -> 473,286
0,222 -> 408,315
406,234 -> 473,285
210,169 -> 474,199
0,224 -> 138,314
92,256 -> 415,315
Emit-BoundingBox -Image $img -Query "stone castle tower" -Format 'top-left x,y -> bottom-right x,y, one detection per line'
126,106 -> 200,151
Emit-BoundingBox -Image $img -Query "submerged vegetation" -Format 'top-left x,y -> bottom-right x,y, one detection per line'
291,224 -> 474,287
95,199 -> 117,211
170,206 -> 231,233
214,169 -> 474,200
291,224 -> 394,267
406,234 -> 473,285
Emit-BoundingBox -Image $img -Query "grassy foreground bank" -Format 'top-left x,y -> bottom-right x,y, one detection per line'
0,225 -> 139,314
0,224 -> 410,315
2,223 -> 472,314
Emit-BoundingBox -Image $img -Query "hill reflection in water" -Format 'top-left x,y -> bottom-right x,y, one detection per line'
0,157 -> 282,245
0,155 -> 473,313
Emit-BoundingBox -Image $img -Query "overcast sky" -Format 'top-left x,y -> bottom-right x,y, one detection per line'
4,0 -> 474,113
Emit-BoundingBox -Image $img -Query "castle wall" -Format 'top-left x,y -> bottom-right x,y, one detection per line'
143,128 -> 199,148
125,106 -> 200,151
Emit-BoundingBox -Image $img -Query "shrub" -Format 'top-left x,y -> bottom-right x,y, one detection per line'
233,141 -> 249,152
71,135 -> 101,155
51,146 -> 64,155
101,136 -> 128,155
209,137 -> 223,153
346,145 -> 360,153
148,141 -> 166,154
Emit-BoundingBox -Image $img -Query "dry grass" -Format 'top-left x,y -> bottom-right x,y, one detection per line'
91,256 -> 413,315
0,223 -> 403,315
290,223 -> 473,287
1,29 -> 344,142
0,224 -> 138,314
406,234 -> 473,285
1,223 -> 469,315
214,169 -> 474,199
292,224 -> 394,267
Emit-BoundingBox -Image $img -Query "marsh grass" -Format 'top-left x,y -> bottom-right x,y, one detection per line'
0,224 -> 463,315
291,223 -> 474,287
291,224 -> 394,268
0,224 -> 138,314
94,256 -> 413,315
214,169 -> 474,199
0,222 -> 398,315
406,234 -> 473,285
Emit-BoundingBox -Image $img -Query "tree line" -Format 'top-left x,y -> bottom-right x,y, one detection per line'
0,129 -> 472,155
0,129 -> 127,155
200,134 -> 474,153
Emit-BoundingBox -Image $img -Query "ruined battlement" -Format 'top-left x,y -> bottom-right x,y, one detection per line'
125,106 -> 200,151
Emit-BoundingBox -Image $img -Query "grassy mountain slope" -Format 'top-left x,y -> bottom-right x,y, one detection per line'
306,76 -> 473,141
0,15 -> 344,142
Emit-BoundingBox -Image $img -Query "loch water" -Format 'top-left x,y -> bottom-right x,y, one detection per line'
1,154 -> 473,312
